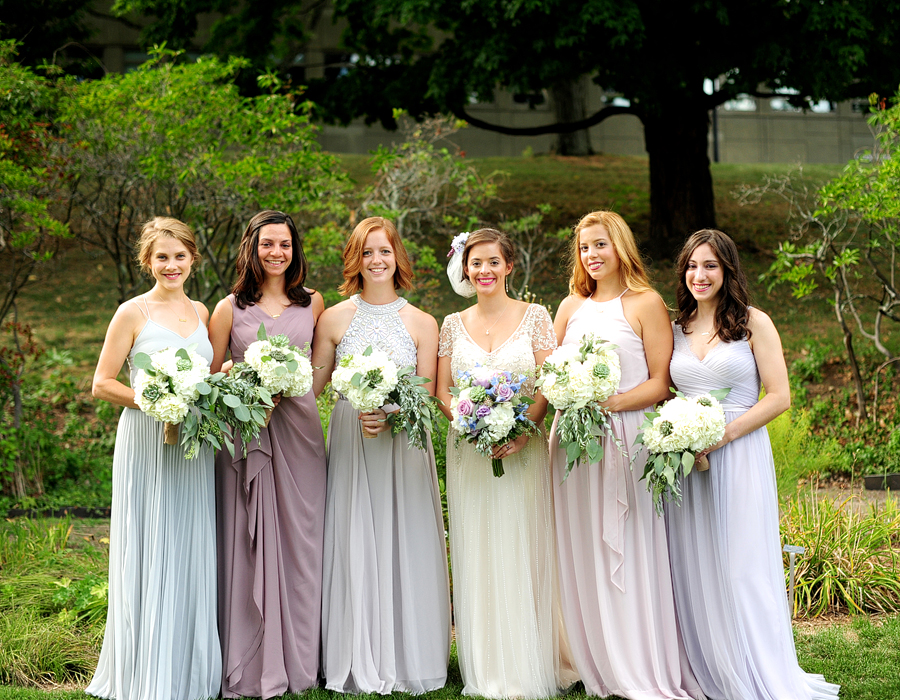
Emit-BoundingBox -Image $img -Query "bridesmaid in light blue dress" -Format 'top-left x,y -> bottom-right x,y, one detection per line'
666,229 -> 839,700
88,217 -> 220,700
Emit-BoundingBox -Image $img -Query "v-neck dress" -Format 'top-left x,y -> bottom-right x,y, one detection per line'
87,298 -> 221,700
666,322 -> 840,700
438,304 -> 578,699
216,295 -> 327,699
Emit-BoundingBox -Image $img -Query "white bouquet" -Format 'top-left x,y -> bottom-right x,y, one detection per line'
635,387 -> 730,514
243,324 -> 313,399
331,346 -> 399,413
537,333 -> 625,481
332,345 -> 441,448
449,365 -> 536,477
133,345 -> 210,444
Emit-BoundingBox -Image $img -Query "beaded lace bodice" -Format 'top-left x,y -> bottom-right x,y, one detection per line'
438,304 -> 557,396
335,294 -> 417,367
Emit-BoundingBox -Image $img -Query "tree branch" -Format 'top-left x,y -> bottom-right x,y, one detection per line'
450,104 -> 635,136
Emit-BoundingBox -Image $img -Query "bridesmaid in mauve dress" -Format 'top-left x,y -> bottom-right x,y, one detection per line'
550,211 -> 701,700
666,229 -> 839,700
208,210 -> 327,700
312,216 -> 450,694
88,217 -> 220,700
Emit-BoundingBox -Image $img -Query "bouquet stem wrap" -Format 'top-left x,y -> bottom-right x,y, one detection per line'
163,421 -> 179,445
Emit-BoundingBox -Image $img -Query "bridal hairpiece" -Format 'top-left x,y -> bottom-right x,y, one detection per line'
447,232 -> 476,298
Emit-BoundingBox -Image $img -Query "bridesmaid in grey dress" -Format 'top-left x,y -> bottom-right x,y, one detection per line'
666,229 -> 839,700
208,211 -> 327,699
312,216 -> 450,694
88,217 -> 221,700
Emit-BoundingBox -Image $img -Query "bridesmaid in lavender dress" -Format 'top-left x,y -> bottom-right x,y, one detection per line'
550,211 -> 702,700
666,229 -> 839,700
312,216 -> 450,694
209,210 -> 327,700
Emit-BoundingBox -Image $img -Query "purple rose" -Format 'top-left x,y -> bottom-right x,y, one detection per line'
495,384 -> 514,401
457,398 -> 474,416
475,405 -> 491,419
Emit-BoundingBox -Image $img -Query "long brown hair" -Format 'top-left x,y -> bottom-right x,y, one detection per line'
232,210 -> 312,309
568,211 -> 653,297
338,217 -> 414,296
674,229 -> 751,342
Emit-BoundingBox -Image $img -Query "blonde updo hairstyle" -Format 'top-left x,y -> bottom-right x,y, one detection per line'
136,216 -> 200,275
568,210 -> 652,297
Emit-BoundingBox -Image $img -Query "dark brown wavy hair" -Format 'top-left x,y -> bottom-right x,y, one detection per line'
675,229 -> 751,342
338,216 -> 414,296
232,210 -> 312,309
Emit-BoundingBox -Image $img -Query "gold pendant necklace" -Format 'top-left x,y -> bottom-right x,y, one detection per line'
261,298 -> 289,319
152,293 -> 189,322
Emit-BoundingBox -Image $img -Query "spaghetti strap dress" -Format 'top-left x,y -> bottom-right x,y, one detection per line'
216,295 -> 327,700
550,294 -> 701,700
86,297 -> 221,700
666,322 -> 840,700
321,294 -> 450,694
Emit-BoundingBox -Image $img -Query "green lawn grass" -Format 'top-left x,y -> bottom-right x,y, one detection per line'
0,616 -> 894,699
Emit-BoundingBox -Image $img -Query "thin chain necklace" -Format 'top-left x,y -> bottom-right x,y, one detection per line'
149,292 -> 189,323
478,302 -> 509,336
261,297 -> 289,319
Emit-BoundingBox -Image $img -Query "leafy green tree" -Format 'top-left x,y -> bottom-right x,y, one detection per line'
55,49 -> 349,304
0,40 -> 70,324
753,92 -> 900,422
0,0 -> 94,72
313,0 -> 900,258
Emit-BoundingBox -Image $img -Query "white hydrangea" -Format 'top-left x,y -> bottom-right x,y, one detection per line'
244,335 -> 314,398
642,395 -> 726,456
133,346 -> 209,424
539,335 -> 621,410
484,401 -> 515,441
331,347 -> 399,412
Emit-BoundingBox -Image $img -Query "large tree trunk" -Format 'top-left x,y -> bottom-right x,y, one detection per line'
642,105 -> 716,259
550,77 -> 594,156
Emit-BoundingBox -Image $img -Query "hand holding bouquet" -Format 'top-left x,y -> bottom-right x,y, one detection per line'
244,323 -> 314,401
181,364 -> 274,459
449,365 -> 537,477
635,387 -> 730,515
537,333 -> 625,481
331,346 -> 440,448
133,345 -> 210,445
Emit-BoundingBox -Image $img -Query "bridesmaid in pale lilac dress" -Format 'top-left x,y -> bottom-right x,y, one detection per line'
312,216 -> 450,694
666,229 -> 839,700
550,211 -> 702,700
209,210 -> 327,699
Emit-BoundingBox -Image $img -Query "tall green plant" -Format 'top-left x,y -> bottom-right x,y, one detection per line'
56,49 -> 350,305
752,91 -> 900,422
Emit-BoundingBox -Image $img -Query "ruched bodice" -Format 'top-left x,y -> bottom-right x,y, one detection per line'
563,295 -> 648,394
336,294 -> 416,367
670,324 -> 759,412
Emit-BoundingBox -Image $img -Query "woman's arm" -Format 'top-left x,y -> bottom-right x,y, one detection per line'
207,297 -> 233,374
436,354 -> 454,422
604,291 -> 673,413
705,308 -> 790,455
552,295 -> 581,346
92,302 -> 143,409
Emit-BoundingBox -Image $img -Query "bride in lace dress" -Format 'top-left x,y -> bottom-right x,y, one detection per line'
436,228 -> 578,699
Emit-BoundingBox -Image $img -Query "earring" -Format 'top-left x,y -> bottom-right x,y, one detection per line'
505,278 -> 509,293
